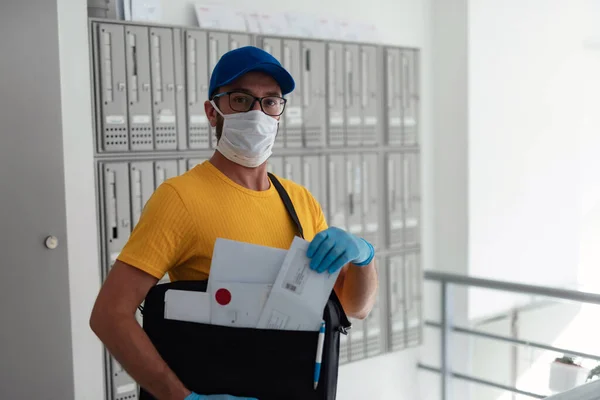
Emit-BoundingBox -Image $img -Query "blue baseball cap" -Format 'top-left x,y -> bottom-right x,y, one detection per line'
208,46 -> 295,99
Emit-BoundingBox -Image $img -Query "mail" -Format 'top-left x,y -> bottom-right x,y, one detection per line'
164,289 -> 211,324
166,237 -> 339,333
256,236 -> 341,331
209,281 -> 272,328
207,238 -> 287,289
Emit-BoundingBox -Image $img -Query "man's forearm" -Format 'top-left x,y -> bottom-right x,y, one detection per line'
340,260 -> 378,319
92,313 -> 190,400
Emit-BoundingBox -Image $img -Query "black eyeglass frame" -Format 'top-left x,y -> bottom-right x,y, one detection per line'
211,91 -> 288,116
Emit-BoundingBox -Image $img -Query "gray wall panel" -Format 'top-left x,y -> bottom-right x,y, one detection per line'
0,1 -> 74,397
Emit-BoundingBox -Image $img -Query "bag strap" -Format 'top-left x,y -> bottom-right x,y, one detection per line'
268,172 -> 304,238
268,172 -> 351,332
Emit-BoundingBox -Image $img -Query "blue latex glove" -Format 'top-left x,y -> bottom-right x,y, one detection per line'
185,393 -> 257,400
306,227 -> 375,273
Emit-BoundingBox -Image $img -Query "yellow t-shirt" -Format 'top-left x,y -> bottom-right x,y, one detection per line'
117,160 -> 328,281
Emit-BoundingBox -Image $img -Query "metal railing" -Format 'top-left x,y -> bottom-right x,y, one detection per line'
419,271 -> 600,400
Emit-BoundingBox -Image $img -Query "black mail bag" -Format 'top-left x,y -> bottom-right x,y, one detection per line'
138,173 -> 351,400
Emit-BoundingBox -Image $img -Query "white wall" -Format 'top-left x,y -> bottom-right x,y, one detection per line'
57,0 -> 105,399
418,0 -> 472,398
160,0 -> 426,47
466,1 -> 600,398
429,0 -> 469,279
576,0 -> 600,293
468,0 -> 595,320
338,352 -> 420,399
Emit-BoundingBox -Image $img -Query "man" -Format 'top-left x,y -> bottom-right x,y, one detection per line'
90,46 -> 378,400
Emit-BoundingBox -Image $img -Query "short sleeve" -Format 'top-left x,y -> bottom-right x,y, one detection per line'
310,194 -> 329,234
117,183 -> 197,279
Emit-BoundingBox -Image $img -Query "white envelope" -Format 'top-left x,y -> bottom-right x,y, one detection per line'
258,299 -> 323,331
257,237 -> 341,331
209,281 -> 272,328
208,238 -> 287,291
164,289 -> 210,324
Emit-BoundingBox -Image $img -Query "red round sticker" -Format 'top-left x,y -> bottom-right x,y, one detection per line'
215,288 -> 232,306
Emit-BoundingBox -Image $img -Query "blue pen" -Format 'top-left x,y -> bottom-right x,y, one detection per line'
314,320 -> 326,390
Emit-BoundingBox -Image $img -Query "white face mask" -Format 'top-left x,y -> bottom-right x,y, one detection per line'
211,102 -> 279,168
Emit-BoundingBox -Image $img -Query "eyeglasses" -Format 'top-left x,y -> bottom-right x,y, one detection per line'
212,91 -> 287,116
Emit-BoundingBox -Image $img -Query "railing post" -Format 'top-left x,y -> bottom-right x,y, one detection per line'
510,309 -> 519,400
441,281 -> 452,400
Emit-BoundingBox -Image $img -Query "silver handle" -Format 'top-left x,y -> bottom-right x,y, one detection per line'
362,159 -> 369,215
187,37 -> 197,104
131,168 -> 142,225
209,37 -> 218,72
284,45 -> 291,68
328,48 -> 336,107
388,158 -> 395,212
361,49 -> 368,108
152,33 -> 163,103
402,53 -> 410,110
329,161 -> 337,214
403,157 -> 410,210
106,169 -> 118,240
346,159 -> 354,216
128,33 -> 138,103
345,49 -> 353,108
387,53 -> 394,109
285,161 -> 293,181
102,32 -> 114,103
155,166 -> 166,188
405,256 -> 413,311
303,47 -> 311,108
389,262 -> 397,315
